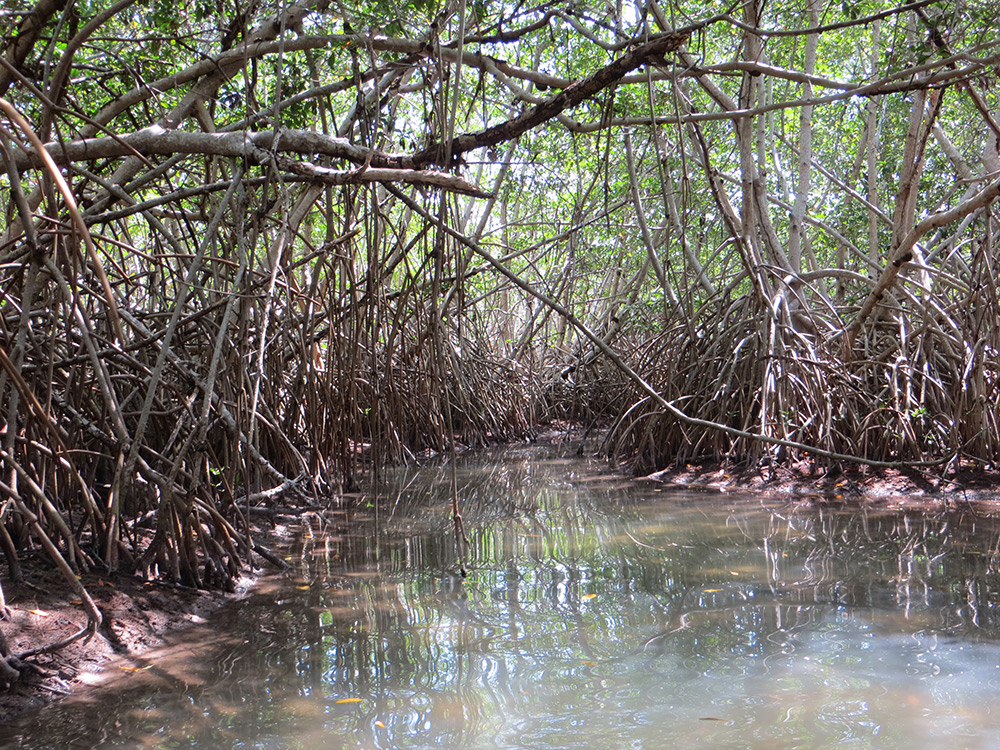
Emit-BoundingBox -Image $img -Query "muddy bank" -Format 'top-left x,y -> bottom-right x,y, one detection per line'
640,459 -> 1000,509
0,521 -> 296,723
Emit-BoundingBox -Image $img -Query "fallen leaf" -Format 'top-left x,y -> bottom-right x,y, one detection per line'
374,721 -> 386,728
699,717 -> 723,721
118,665 -> 152,673
27,609 -> 47,617
336,698 -> 363,704
703,589 -> 722,593
582,594 -> 597,600
581,661 -> 595,666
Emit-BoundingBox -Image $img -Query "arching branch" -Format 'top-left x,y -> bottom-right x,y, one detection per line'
387,27 -> 694,168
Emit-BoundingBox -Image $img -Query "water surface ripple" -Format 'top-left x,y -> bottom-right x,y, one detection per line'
4,444 -> 1000,749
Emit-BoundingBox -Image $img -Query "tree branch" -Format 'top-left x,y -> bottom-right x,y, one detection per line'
719,0 -> 941,38
2,127 -> 487,196
387,27 -> 694,168
0,0 -> 65,97
844,173 -> 1000,344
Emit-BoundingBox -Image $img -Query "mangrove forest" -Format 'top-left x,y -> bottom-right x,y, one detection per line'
1,0 -> 999,685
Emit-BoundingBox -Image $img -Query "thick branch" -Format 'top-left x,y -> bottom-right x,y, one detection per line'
0,0 -> 66,97
5,127 -> 377,169
2,127 -> 486,196
390,28 -> 693,168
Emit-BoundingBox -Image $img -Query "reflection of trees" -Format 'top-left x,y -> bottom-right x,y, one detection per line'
10,449 -> 1000,747
216,452 -> 1000,747
270,451 -> 1000,743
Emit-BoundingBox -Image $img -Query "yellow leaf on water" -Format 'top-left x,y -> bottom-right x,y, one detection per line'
703,589 -> 722,593
581,661 -> 595,666
336,698 -> 363,704
296,585 -> 310,590
581,594 -> 597,600
374,721 -> 386,728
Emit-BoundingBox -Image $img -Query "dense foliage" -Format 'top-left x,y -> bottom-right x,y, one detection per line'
0,0 -> 998,676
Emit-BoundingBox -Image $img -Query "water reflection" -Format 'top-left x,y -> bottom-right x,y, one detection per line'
4,445 -> 1000,748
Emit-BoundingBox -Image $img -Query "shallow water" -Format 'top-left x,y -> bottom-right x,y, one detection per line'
5,444 -> 1000,749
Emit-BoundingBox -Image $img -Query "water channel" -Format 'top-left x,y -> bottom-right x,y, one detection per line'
5,443 -> 1000,748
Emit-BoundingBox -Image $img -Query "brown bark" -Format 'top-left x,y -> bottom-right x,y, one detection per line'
1,127 -> 489,196
0,0 -> 67,97
387,28 -> 692,168
844,84 -> 942,351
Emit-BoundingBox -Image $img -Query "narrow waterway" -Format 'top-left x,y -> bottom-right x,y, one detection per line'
5,443 -> 1000,749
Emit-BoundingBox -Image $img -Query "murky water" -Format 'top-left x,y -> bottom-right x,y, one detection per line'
5,444 -> 1000,749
